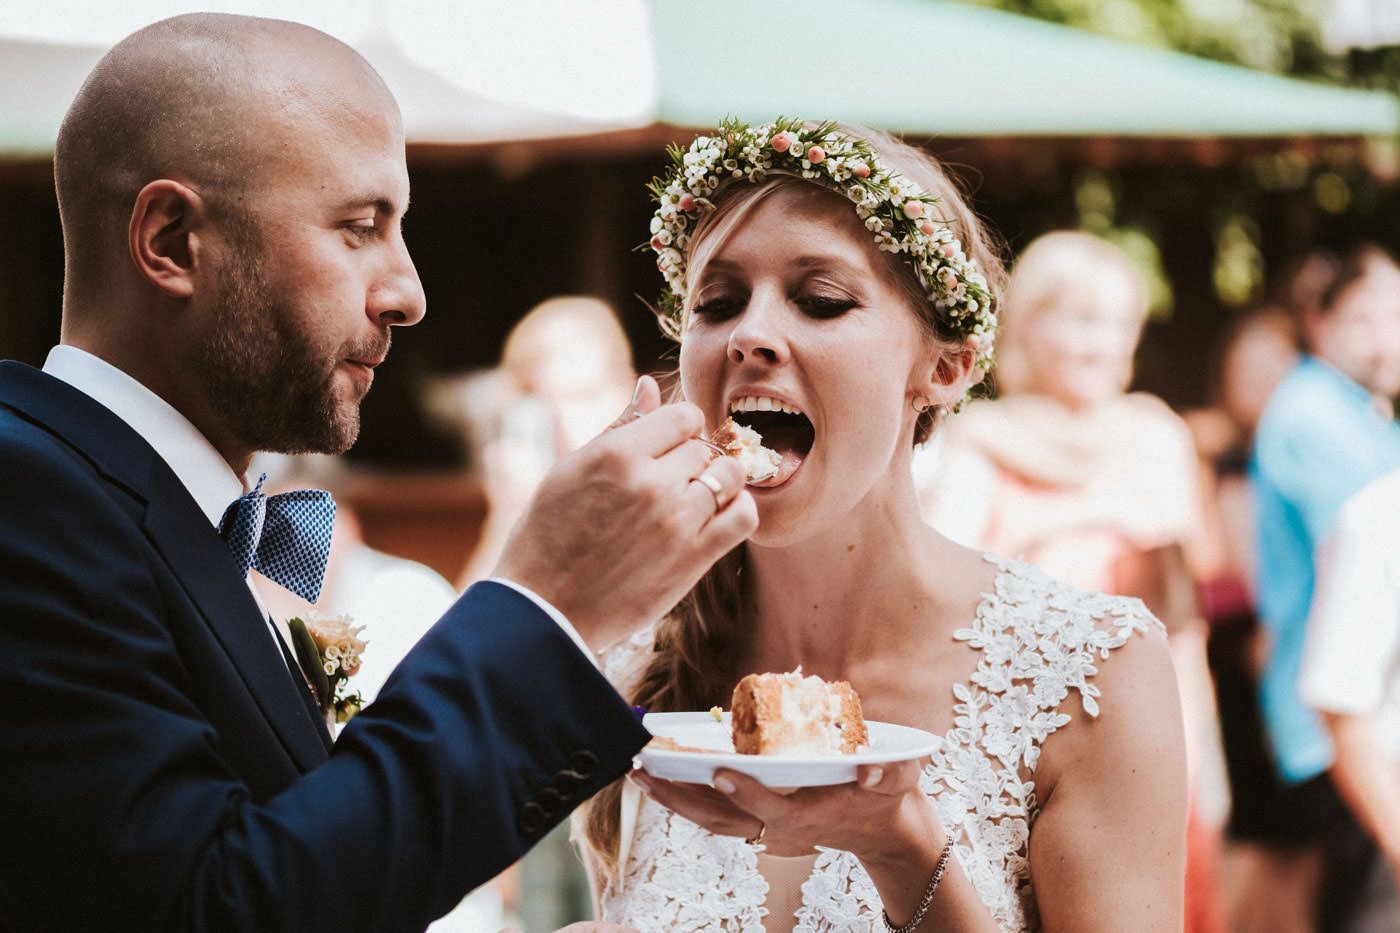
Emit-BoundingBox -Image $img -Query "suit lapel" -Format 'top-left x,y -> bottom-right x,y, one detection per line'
1,361 -> 332,767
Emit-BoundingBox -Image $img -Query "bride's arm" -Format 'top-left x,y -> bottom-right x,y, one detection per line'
1027,629 -> 1187,931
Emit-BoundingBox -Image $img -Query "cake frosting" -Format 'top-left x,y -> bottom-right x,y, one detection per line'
730,669 -> 868,756
710,417 -> 782,483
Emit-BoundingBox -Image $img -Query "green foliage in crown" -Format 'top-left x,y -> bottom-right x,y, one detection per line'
646,117 -> 996,371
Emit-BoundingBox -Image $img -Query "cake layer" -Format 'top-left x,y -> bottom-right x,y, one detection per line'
732,670 -> 868,757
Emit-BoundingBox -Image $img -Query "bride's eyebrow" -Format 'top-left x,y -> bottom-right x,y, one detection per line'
700,254 -> 867,279
699,258 -> 741,274
792,254 -> 866,278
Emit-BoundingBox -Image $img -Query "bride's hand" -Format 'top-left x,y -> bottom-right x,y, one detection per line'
631,758 -> 941,859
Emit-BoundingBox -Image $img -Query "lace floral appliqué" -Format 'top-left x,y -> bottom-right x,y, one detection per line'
598,557 -> 1162,932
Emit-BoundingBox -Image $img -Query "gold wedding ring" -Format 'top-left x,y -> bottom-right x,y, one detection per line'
745,822 -> 766,846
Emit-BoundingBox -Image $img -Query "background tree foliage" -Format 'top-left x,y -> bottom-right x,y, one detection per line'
938,0 -> 1400,409
967,0 -> 1332,79
971,0 -> 1400,93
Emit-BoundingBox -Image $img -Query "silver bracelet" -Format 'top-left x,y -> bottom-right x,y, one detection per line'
881,834 -> 955,933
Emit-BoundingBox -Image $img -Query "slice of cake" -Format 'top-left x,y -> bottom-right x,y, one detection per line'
711,417 -> 781,483
731,670 -> 869,756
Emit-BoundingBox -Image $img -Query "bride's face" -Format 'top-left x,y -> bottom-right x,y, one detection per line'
679,185 -> 938,546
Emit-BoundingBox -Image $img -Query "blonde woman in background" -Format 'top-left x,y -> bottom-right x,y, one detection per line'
915,230 -> 1223,932
580,121 -> 1186,932
453,296 -> 638,588
916,231 -> 1202,617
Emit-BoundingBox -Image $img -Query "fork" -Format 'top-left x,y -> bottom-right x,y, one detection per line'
618,408 -> 730,457
698,437 -> 730,458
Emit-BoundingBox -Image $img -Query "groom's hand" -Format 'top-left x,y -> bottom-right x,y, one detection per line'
493,376 -> 757,650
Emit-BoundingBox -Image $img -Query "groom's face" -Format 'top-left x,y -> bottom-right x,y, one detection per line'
192,73 -> 424,455
193,222 -> 377,455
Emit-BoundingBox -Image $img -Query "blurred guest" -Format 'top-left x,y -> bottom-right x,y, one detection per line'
916,229 -> 1222,932
1250,244 -> 1400,931
917,231 -> 1201,623
448,296 -> 638,589
1298,467 -> 1400,930
1186,308 -> 1309,932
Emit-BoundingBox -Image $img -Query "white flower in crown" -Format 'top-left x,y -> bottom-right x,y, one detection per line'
646,118 -> 997,375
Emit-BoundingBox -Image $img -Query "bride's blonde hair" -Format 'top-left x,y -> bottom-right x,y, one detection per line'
581,124 -> 1004,880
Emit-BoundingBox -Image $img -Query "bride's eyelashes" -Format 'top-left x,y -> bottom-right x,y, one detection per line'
797,293 -> 858,319
692,294 -> 745,321
690,291 -> 860,322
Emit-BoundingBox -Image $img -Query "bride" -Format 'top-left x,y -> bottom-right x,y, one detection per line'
578,119 -> 1186,932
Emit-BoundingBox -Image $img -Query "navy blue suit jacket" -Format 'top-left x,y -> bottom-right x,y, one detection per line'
0,360 -> 651,931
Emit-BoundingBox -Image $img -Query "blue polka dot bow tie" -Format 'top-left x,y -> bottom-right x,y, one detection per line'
219,473 -> 336,604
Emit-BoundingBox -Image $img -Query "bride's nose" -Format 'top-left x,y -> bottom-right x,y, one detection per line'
727,287 -> 789,365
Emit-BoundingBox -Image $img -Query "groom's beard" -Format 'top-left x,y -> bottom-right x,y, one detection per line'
194,240 -> 382,456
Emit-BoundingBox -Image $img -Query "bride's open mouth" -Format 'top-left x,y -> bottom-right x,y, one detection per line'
729,399 -> 815,488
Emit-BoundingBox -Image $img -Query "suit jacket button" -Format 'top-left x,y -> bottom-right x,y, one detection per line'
540,786 -> 568,809
554,768 -> 587,793
568,750 -> 599,776
518,801 -> 548,836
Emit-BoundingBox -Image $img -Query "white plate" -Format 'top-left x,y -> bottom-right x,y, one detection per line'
638,711 -> 942,787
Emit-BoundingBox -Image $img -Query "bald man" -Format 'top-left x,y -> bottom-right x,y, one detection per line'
0,14 -> 754,932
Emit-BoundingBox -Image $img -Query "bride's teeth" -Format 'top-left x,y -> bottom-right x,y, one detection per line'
728,395 -> 804,415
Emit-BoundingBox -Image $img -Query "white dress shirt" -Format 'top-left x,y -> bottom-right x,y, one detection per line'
1299,467 -> 1400,762
40,345 -> 596,667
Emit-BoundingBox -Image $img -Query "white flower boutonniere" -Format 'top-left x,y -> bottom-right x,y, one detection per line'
287,612 -> 367,726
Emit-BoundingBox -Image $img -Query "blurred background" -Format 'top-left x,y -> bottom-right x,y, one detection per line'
3,0 -> 1399,577
5,1 -> 1400,930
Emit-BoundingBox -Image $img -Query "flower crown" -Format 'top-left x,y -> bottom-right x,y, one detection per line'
647,117 -> 996,371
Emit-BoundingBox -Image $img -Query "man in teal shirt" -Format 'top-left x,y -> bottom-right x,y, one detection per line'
1252,244 -> 1400,929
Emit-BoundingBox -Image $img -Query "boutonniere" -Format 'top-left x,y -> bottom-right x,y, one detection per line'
287,612 -> 367,725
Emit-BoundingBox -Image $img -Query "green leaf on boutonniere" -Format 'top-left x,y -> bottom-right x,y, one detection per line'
287,616 -> 331,714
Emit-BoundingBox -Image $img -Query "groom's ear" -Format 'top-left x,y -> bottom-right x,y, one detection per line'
129,178 -> 208,299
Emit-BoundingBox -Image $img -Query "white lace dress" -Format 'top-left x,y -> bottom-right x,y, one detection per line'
593,557 -> 1162,932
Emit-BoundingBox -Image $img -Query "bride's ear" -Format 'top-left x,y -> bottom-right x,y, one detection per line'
913,343 -> 978,410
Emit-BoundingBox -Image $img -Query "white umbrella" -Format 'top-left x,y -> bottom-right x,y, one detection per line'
0,0 -> 658,155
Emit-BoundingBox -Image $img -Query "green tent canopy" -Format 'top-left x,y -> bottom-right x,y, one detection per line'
650,0 -> 1400,137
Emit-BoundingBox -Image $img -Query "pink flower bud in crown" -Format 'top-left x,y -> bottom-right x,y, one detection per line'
646,118 -> 997,378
